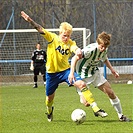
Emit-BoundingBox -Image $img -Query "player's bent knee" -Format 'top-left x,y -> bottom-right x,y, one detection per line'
80,96 -> 90,107
74,80 -> 86,89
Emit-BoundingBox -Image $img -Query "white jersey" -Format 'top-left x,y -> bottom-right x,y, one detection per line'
76,43 -> 108,78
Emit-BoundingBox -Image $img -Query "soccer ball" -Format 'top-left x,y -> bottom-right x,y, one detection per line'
71,109 -> 86,125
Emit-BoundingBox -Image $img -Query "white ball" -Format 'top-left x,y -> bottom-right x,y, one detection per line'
127,80 -> 132,84
71,109 -> 86,125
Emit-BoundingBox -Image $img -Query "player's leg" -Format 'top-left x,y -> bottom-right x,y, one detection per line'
75,82 -> 108,117
40,64 -> 46,85
33,75 -> 38,88
98,75 -> 130,121
66,69 -> 107,117
79,93 -> 90,107
45,72 -> 60,122
45,93 -> 55,122
76,70 -> 108,117
33,66 -> 39,88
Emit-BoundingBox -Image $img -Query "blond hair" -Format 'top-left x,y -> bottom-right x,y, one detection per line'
59,22 -> 73,34
97,31 -> 111,46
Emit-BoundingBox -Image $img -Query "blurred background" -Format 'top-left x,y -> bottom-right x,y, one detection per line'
0,0 -> 132,85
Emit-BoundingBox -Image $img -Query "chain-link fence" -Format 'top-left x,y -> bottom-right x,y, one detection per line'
0,0 -> 132,85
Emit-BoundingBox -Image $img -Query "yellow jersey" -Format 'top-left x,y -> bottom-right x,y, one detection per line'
41,28 -> 78,73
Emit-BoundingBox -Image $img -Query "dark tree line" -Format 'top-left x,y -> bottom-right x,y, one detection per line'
0,0 -> 133,58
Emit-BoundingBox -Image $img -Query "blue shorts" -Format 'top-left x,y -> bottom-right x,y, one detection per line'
45,68 -> 81,96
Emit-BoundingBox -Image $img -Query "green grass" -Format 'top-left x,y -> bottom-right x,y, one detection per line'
1,84 -> 133,133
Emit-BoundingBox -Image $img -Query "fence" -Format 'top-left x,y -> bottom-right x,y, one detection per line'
1,0 -> 133,85
0,57 -> 133,85
103,58 -> 133,83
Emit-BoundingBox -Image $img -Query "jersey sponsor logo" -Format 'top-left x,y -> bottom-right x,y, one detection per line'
36,55 -> 44,60
55,45 -> 69,55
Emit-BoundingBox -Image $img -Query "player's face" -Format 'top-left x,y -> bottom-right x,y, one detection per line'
60,31 -> 71,43
36,44 -> 41,50
98,43 -> 107,52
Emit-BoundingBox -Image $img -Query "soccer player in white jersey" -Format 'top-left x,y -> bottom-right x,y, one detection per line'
69,31 -> 130,122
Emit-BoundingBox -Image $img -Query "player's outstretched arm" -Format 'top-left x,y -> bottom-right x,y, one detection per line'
104,59 -> 119,78
21,11 -> 44,34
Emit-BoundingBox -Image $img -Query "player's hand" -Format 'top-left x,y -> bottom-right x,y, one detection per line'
112,70 -> 119,78
21,11 -> 29,21
68,73 -> 75,85
30,64 -> 34,71
76,48 -> 82,59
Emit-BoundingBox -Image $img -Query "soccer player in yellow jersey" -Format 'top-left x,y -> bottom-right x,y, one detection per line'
21,11 -> 107,122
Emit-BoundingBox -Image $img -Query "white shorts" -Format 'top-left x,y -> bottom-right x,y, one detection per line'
77,70 -> 107,95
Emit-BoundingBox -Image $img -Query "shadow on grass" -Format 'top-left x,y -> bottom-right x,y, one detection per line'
52,120 -> 71,123
86,119 -> 120,123
84,119 -> 132,125
52,119 -> 132,124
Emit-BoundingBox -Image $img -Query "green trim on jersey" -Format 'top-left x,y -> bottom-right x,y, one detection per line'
92,48 -> 97,61
78,58 -> 89,76
76,43 -> 108,78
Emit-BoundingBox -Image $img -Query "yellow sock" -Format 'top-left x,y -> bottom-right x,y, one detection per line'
81,87 -> 94,103
45,98 -> 53,114
90,102 -> 100,112
81,87 -> 100,112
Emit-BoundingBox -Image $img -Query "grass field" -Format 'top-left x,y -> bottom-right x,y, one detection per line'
1,84 -> 133,133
